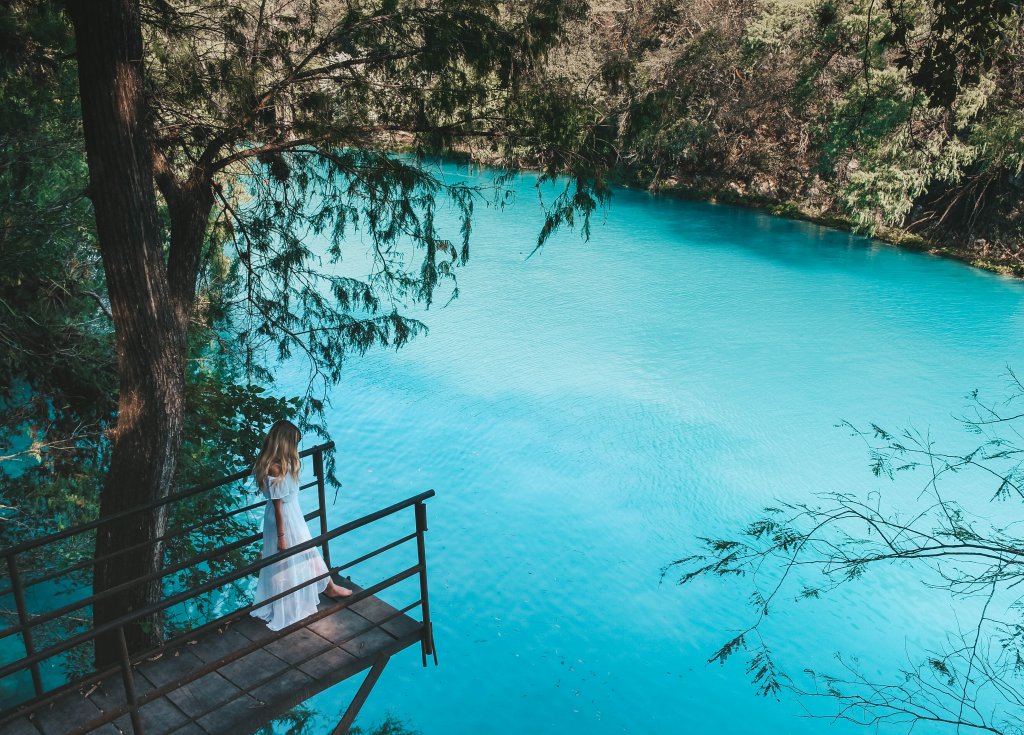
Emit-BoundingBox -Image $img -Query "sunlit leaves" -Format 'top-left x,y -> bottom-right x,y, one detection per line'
581,0 -> 1023,257
883,0 -> 1019,108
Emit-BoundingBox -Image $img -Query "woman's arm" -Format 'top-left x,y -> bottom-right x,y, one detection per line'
268,461 -> 287,549
273,499 -> 287,550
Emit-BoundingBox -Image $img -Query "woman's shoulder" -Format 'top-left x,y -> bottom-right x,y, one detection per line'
267,461 -> 284,478
265,461 -> 298,481
263,466 -> 297,484
253,462 -> 298,497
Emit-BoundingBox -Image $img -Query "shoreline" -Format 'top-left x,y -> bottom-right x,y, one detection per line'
634,180 -> 1024,280
418,146 -> 1024,280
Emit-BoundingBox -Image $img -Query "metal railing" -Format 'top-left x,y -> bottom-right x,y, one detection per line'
0,442 -> 436,733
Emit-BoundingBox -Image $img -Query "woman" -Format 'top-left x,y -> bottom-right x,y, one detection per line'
251,420 -> 351,631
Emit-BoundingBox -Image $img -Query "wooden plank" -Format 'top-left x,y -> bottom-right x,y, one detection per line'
164,723 -> 207,735
31,690 -> 120,735
347,595 -> 422,639
113,695 -> 189,735
341,624 -> 398,660
222,631 -> 422,735
186,628 -> 290,690
193,693 -> 262,734
0,715 -> 41,735
249,668 -> 316,706
263,628 -> 334,666
306,605 -> 375,644
136,649 -> 243,720
87,673 -> 190,735
213,648 -> 290,691
134,648 -> 206,689
1,592 -> 427,735
162,671 -> 242,720
230,615 -> 279,643
298,646 -> 359,680
183,628 -> 249,662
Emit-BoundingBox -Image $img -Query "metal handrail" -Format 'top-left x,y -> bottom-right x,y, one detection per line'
0,478 -> 319,598
0,441 -> 335,560
1,518 -> 431,731
0,434 -> 440,732
68,578 -> 426,735
0,530 -> 423,730
0,443 -> 329,706
0,488 -> 434,682
0,505 -> 320,642
0,435 -> 436,735
3,496 -> 266,596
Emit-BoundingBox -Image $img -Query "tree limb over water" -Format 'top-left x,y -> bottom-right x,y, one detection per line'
667,370 -> 1024,734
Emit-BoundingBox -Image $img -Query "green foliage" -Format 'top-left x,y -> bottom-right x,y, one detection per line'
130,0 -> 614,415
748,647 -> 785,697
1,0 -> 616,537
883,0 -> 1021,107
572,0 -> 1024,256
973,111 -> 1024,175
0,1 -> 114,553
744,0 -> 820,51
1,2 -> 621,683
180,367 -> 306,487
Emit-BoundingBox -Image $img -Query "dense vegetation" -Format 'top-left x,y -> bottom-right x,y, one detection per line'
550,0 -> 1024,273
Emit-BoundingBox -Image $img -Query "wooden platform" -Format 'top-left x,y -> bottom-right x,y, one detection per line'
1,586 -> 423,735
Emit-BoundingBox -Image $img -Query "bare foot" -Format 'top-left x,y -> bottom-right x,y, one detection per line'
324,581 -> 353,599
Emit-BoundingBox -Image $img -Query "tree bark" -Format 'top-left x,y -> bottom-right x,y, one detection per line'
66,0 -> 188,667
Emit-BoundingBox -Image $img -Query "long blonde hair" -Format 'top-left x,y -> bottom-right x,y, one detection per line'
253,420 -> 301,488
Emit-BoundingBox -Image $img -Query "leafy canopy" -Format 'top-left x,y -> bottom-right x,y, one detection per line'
143,0 -> 613,407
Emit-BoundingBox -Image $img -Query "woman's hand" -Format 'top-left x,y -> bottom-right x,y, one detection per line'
277,532 -> 288,551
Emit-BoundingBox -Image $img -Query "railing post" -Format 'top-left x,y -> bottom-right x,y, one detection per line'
6,554 -> 43,696
414,501 -> 436,666
116,626 -> 145,734
314,448 -> 332,569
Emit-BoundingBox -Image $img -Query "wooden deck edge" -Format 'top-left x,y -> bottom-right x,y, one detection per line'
209,628 -> 425,735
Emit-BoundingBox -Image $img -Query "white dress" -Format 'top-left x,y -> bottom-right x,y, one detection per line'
251,472 -> 330,630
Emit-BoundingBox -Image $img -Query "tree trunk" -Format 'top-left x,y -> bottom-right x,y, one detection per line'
66,0 -> 188,667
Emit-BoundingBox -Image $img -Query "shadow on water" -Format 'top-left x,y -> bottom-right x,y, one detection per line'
618,186 -> 979,281
257,707 -> 419,735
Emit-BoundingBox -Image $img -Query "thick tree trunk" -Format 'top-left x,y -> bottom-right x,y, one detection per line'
66,0 -> 189,667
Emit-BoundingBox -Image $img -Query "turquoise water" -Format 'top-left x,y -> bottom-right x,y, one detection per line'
274,165 -> 1024,734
